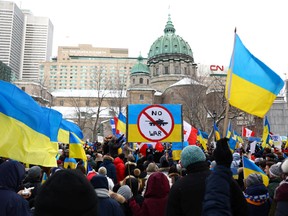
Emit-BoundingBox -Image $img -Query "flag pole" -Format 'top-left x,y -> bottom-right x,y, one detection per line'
223,28 -> 237,136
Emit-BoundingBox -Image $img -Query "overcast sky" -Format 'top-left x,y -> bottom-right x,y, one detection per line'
17,0 -> 288,78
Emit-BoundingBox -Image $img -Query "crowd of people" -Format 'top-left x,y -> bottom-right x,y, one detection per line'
0,134 -> 288,216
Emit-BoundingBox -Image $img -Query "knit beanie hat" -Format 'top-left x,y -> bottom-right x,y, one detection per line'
269,162 -> 282,177
90,175 -> 109,190
117,185 -> 133,201
34,169 -> 98,216
281,158 -> 288,174
28,166 -> 42,179
180,145 -> 206,168
245,173 -> 263,187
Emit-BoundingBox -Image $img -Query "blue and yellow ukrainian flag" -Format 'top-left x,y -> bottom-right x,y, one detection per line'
262,116 -> 271,148
0,81 -> 62,167
234,130 -> 244,143
225,33 -> 284,118
213,123 -> 221,141
226,120 -> 232,139
127,104 -> 182,142
41,172 -> 48,184
228,131 -> 237,152
197,129 -> 207,151
243,156 -> 269,186
117,112 -> 127,135
63,157 -> 77,169
171,142 -> 188,161
69,132 -> 87,161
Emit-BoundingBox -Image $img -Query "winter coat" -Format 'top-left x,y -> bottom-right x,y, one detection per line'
114,157 -> 126,183
267,177 -> 281,199
129,172 -> 170,216
100,155 -> 117,184
95,188 -> 125,216
0,160 -> 31,216
166,161 -> 247,216
244,183 -> 271,216
202,165 -> 232,216
274,176 -> 288,216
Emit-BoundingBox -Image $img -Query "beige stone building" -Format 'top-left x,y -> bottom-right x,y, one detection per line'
39,44 -> 141,91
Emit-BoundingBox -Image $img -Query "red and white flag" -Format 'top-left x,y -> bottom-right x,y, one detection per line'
242,127 -> 255,137
183,121 -> 197,144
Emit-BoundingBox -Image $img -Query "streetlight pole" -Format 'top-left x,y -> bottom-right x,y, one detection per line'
212,110 -> 217,142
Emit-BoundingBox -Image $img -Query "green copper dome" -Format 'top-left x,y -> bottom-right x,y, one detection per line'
131,55 -> 150,74
148,14 -> 193,59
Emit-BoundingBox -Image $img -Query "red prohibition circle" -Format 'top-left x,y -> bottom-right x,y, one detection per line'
137,105 -> 174,141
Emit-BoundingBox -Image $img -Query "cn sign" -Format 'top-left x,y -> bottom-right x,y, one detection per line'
210,65 -> 224,71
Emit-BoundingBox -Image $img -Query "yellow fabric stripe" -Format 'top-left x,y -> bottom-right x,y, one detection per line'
117,120 -> 126,134
57,128 -> 70,143
128,124 -> 182,142
69,143 -> 87,160
172,150 -> 182,161
226,72 -> 277,118
0,113 -> 58,167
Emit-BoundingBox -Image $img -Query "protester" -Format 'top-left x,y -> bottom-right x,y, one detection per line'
129,172 -> 170,216
125,177 -> 144,206
0,160 -> 31,215
203,137 -> 233,216
90,175 -> 124,216
166,145 -> 210,215
114,153 -> 126,183
244,173 -> 271,216
98,166 -> 114,191
99,154 -> 117,184
34,169 -> 98,216
267,162 -> 282,199
23,165 -> 42,210
274,158 -> 288,216
166,144 -> 247,216
116,185 -> 133,216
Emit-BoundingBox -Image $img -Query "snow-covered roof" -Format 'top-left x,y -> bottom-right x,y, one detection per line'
169,78 -> 204,87
154,91 -> 162,96
51,89 -> 127,98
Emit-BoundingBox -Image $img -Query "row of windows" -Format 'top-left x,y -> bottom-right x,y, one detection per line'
132,78 -> 149,85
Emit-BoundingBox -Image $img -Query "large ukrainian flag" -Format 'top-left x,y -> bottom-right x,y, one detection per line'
225,33 -> 284,118
0,81 -> 62,167
127,104 -> 182,142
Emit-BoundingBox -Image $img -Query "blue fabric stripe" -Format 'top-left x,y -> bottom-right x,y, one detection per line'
60,118 -> 83,139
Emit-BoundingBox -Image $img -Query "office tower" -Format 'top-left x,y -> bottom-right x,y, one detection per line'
0,1 -> 53,80
0,1 -> 25,80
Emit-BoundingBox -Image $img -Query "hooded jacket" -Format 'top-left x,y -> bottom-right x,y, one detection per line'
129,172 -> 170,216
0,160 -> 31,216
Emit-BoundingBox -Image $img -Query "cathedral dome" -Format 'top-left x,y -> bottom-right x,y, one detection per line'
131,55 -> 150,74
148,15 -> 193,59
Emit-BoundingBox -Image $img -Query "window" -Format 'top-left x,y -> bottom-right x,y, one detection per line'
140,78 -> 143,84
133,78 -> 135,84
156,68 -> 159,76
140,94 -> 144,100
165,66 -> 169,74
147,79 -> 149,85
175,66 -> 180,74
60,100 -> 64,106
86,100 -> 90,106
21,87 -> 25,91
